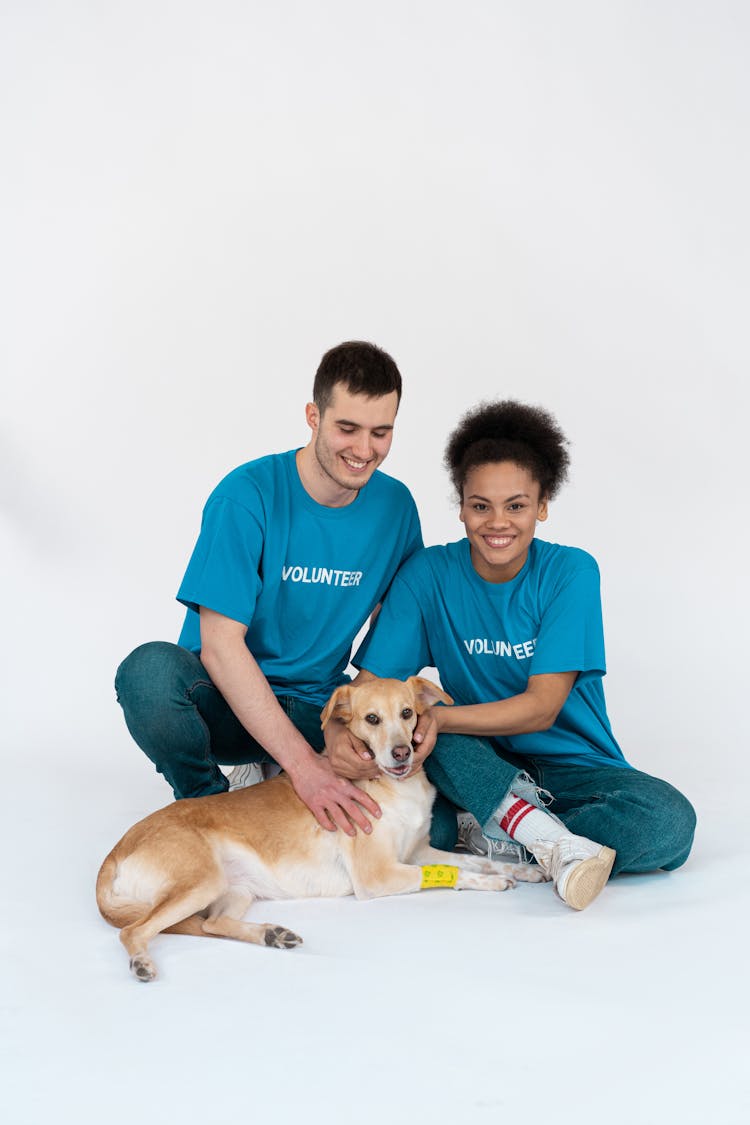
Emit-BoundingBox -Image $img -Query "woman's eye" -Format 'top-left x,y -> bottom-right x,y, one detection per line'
365,713 -> 380,725
473,503 -> 487,512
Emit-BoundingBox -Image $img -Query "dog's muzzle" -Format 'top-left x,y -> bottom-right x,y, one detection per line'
381,744 -> 413,778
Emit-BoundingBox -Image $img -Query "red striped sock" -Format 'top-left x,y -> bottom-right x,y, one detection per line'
496,793 -> 567,848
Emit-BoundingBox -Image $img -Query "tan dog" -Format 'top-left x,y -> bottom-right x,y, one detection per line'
97,676 -> 544,980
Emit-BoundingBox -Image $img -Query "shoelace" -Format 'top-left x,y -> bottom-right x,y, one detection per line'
457,813 -> 530,862
532,837 -> 598,880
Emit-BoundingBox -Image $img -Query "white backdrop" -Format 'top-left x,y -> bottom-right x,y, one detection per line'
4,2 -> 746,793
3,5 -> 750,1124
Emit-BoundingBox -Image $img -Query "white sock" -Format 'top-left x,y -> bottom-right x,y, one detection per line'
494,793 -> 568,848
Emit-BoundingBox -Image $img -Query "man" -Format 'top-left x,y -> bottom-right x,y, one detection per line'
115,341 -> 427,835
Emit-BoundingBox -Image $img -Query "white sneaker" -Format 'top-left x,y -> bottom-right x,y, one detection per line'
456,811 -> 527,862
227,762 -> 268,791
530,833 -> 616,910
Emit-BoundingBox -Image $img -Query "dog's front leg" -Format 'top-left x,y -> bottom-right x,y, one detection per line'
349,857 -> 424,901
347,846 -> 516,900
412,843 -> 544,889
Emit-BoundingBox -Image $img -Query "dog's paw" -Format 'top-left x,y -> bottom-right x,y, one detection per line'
263,925 -> 303,949
514,863 -> 550,883
458,871 -> 517,892
130,954 -> 157,982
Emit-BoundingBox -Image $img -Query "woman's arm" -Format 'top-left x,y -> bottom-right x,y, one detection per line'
433,671 -> 577,736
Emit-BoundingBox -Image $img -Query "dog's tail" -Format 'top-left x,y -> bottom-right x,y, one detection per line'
95,851 -> 149,930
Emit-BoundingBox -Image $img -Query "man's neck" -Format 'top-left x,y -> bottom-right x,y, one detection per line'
295,446 -> 360,508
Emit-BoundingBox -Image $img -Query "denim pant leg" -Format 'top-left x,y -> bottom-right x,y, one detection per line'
524,760 -> 697,877
115,641 -> 325,800
424,732 -> 546,851
279,696 -> 326,752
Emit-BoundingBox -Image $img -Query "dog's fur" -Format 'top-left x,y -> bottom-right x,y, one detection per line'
97,676 -> 544,980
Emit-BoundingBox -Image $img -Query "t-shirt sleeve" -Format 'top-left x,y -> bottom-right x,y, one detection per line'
529,563 -> 606,682
353,571 -> 432,678
176,496 -> 264,626
403,499 -> 424,560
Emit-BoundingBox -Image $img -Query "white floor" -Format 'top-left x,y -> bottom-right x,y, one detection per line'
4,742 -> 748,1125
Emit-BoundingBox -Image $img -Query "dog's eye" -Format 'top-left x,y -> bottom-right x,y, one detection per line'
401,708 -> 413,719
365,713 -> 380,725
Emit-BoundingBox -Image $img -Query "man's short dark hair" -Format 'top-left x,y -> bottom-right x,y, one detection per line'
313,341 -> 402,414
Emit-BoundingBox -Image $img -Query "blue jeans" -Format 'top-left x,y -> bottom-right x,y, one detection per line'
115,643 -> 696,876
426,733 -> 697,876
115,641 -> 326,799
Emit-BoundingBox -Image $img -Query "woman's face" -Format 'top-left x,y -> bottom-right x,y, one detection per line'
460,461 -> 548,583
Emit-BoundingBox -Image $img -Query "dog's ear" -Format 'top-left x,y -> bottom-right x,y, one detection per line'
320,685 -> 354,729
406,676 -> 454,713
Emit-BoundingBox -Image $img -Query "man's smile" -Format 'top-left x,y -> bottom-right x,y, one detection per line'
341,455 -> 372,472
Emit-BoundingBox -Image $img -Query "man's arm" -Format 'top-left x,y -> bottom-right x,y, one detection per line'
199,608 -> 380,834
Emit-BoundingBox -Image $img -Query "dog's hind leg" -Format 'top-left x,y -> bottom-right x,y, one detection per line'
201,887 -> 303,949
120,872 -> 227,981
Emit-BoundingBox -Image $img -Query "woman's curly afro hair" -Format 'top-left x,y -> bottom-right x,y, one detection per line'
444,400 -> 570,501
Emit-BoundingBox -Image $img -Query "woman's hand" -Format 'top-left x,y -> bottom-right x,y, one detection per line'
410,707 -> 440,770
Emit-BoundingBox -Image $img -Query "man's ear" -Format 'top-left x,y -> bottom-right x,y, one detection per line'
305,402 -> 320,434
320,685 -> 353,729
406,676 -> 454,713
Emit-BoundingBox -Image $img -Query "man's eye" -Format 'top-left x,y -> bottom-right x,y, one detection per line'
365,713 -> 380,725
401,708 -> 413,719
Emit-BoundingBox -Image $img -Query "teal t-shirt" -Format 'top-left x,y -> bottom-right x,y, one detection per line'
354,538 -> 628,768
177,450 -> 422,706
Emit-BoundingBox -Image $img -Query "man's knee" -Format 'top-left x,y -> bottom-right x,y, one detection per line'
115,641 -> 202,710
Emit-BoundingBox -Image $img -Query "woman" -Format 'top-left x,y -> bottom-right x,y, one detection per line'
351,400 -> 696,909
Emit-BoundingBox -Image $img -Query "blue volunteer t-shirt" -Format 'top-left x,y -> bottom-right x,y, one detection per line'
177,449 -> 422,706
354,537 -> 628,768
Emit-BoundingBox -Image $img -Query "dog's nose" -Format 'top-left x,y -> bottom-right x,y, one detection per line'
391,745 -> 411,763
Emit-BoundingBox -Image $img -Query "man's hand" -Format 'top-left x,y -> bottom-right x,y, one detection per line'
325,720 -> 381,781
410,707 -> 439,770
287,752 -> 381,835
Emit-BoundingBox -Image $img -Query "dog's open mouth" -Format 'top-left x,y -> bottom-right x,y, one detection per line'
381,763 -> 412,779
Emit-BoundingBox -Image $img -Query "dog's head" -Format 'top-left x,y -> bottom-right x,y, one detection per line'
320,676 -> 453,780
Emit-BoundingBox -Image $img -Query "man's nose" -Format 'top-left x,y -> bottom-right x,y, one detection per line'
351,435 -> 373,461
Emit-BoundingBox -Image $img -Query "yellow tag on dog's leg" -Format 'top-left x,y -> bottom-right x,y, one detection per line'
420,864 -> 459,889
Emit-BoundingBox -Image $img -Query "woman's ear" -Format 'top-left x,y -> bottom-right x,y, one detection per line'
537,496 -> 549,522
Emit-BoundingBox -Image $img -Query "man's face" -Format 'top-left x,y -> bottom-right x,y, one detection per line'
306,384 -> 399,493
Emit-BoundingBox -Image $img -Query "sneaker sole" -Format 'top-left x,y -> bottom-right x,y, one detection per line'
562,846 -> 616,910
